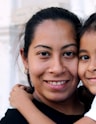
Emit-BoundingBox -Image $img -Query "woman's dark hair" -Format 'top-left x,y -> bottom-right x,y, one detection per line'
80,13 -> 96,42
24,7 -> 82,57
23,7 -> 82,89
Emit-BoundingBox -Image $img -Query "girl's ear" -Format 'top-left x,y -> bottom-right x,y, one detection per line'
20,48 -> 28,69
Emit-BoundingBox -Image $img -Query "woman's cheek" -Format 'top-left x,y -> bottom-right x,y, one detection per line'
78,63 -> 83,79
71,58 -> 78,75
29,62 -> 48,76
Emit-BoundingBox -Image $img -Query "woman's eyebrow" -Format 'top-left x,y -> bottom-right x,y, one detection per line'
61,44 -> 77,50
34,43 -> 77,50
34,45 -> 52,50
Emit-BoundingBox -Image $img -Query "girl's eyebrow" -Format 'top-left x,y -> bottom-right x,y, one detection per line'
79,49 -> 87,53
34,43 -> 77,50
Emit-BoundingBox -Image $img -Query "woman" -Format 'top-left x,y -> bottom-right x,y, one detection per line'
0,7 -> 93,124
9,10 -> 96,124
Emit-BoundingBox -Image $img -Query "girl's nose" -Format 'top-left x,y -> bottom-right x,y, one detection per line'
88,58 -> 96,72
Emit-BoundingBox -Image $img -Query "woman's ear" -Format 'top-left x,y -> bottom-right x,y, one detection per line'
20,48 -> 28,69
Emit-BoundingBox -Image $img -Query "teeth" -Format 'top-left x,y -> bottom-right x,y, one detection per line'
49,81 -> 65,85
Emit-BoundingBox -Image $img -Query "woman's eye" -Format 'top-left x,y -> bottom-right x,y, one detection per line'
79,55 -> 89,60
39,51 -> 50,57
63,52 -> 75,58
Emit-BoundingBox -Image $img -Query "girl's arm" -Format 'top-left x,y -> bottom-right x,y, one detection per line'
74,96 -> 96,124
74,116 -> 96,124
9,84 -> 55,124
9,84 -> 96,124
84,96 -> 96,121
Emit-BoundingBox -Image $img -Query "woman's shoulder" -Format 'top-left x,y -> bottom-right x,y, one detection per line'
0,108 -> 28,124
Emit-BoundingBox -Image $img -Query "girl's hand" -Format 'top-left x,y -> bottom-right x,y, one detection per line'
9,84 -> 33,109
9,84 -> 56,124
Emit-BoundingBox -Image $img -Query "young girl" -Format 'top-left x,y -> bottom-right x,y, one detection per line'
78,12 -> 96,122
1,7 -> 95,124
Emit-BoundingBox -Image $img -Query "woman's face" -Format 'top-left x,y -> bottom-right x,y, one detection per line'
21,19 -> 79,103
78,31 -> 96,95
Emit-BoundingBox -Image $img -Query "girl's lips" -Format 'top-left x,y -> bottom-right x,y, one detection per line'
87,77 -> 96,79
86,77 -> 96,83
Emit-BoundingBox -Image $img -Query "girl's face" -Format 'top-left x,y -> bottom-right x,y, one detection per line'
78,31 -> 96,95
21,19 -> 79,103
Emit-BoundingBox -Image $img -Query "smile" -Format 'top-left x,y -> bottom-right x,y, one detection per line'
87,78 -> 96,82
47,80 -> 68,86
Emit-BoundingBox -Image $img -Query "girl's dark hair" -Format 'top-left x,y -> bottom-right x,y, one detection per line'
24,7 -> 82,57
80,13 -> 96,39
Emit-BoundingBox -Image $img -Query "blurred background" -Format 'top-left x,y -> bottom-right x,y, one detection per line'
0,0 -> 96,119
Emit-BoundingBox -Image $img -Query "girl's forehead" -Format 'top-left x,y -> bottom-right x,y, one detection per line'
80,31 -> 96,49
81,30 -> 96,39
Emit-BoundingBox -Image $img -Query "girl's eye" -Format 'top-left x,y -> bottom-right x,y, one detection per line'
63,52 -> 76,58
79,55 -> 89,60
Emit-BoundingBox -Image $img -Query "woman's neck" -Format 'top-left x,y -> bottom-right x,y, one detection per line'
33,90 -> 85,115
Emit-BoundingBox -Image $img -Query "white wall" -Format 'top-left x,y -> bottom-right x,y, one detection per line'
0,0 -> 12,118
0,32 -> 11,118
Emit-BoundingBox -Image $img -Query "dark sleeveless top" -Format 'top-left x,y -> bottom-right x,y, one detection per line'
0,86 -> 94,124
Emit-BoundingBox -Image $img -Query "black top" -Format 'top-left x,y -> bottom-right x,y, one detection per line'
0,86 -> 94,124
0,100 -> 89,124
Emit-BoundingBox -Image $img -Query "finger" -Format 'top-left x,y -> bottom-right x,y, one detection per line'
20,85 -> 27,90
12,84 -> 23,91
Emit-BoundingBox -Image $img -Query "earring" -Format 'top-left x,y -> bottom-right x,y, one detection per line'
24,69 -> 28,74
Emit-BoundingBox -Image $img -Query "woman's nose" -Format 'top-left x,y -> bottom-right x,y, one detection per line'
48,57 -> 66,74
